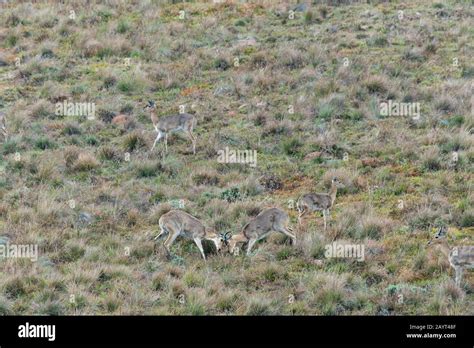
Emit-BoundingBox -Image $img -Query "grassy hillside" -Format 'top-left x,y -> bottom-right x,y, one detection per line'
0,0 -> 473,315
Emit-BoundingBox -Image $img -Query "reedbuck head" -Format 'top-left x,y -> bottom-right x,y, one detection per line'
144,100 -> 156,110
227,236 -> 238,255
217,231 -> 232,252
427,226 -> 448,245
227,233 -> 247,255
331,176 -> 344,188
206,230 -> 230,253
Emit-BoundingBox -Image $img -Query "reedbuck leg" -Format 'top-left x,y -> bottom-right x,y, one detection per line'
322,210 -> 328,230
297,208 -> 307,224
151,131 -> 164,151
247,238 -> 257,256
163,231 -> 180,256
187,130 -> 196,155
276,226 -> 296,245
193,237 -> 206,260
154,226 -> 168,241
454,267 -> 463,287
164,133 -> 168,154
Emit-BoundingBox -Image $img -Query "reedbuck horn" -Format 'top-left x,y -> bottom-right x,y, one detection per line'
219,231 -> 231,243
223,231 -> 232,243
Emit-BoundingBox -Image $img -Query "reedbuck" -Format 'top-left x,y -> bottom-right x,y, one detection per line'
227,208 -> 296,256
144,100 -> 197,155
428,226 -> 474,287
0,112 -> 7,140
155,210 -> 224,260
296,177 -> 343,230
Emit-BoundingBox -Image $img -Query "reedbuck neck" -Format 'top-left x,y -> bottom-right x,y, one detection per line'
435,238 -> 451,259
148,106 -> 159,131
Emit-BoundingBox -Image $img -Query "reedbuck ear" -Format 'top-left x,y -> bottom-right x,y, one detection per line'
429,226 -> 447,244
436,226 -> 447,237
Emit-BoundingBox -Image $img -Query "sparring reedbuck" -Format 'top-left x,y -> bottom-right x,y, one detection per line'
0,111 -> 7,141
297,177 -> 343,230
428,226 -> 474,287
155,210 -> 224,260
227,208 -> 296,256
144,100 -> 197,155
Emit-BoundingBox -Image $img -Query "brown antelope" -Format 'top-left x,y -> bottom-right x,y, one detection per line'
0,111 -> 7,140
428,226 -> 474,287
144,100 -> 197,155
155,210 -> 224,260
296,177 -> 343,230
111,114 -> 131,128
227,208 -> 296,256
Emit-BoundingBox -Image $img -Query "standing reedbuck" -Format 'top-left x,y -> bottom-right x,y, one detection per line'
144,100 -> 197,155
0,111 -> 7,141
428,226 -> 474,287
155,210 -> 224,260
227,208 -> 296,256
296,177 -> 343,230
296,177 -> 342,230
